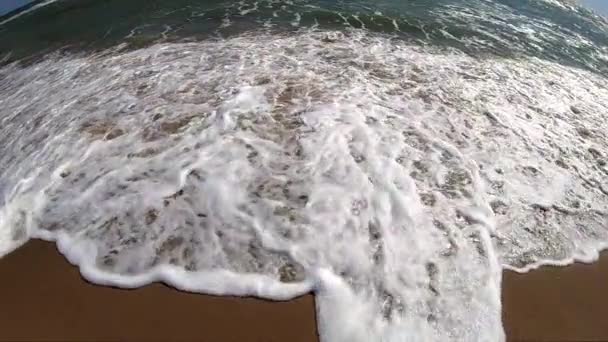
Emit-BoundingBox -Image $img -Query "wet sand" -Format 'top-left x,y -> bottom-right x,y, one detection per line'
0,240 -> 319,342
1,240 -> 608,341
503,255 -> 608,341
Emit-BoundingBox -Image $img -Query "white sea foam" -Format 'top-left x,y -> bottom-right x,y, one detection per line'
0,29 -> 607,341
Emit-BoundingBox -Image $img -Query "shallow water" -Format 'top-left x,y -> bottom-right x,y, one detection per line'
1,1 -> 607,341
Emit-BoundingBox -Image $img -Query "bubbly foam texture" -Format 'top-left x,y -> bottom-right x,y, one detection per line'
1,30 -> 607,341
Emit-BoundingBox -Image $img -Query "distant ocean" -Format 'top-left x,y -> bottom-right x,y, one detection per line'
0,0 -> 31,16
1,1 -> 607,341
582,0 -> 608,15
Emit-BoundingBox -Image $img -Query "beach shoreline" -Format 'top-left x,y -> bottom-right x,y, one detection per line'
0,240 -> 319,342
2,239 -> 608,341
502,252 -> 608,341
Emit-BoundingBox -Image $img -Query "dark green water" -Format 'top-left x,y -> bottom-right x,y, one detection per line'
1,0 -> 607,73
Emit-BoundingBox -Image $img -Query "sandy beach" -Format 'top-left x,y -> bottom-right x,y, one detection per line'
1,0 -> 607,340
2,240 -> 608,341
503,256 -> 608,341
0,240 -> 319,342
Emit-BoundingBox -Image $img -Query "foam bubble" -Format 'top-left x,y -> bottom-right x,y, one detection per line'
0,29 -> 607,341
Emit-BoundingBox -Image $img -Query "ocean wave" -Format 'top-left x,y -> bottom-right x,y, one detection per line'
1,29 -> 607,341
1,0 -> 607,75
0,0 -> 61,27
